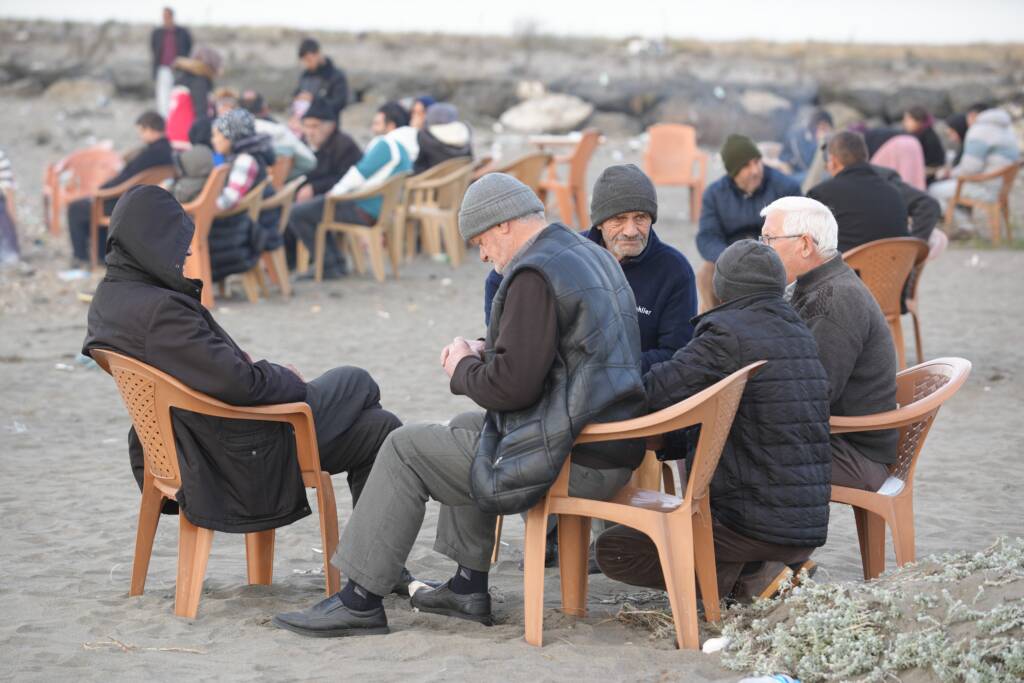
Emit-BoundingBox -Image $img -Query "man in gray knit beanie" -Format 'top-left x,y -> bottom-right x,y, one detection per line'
458,172 -> 546,273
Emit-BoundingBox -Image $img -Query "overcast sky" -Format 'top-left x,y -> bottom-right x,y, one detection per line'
3,0 -> 1023,44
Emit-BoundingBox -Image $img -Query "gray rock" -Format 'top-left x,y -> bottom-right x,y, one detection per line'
587,111 -> 644,137
105,61 -> 150,99
647,86 -> 795,147
821,101 -> 866,130
549,76 -> 664,117
884,87 -> 951,121
948,82 -> 1001,113
449,79 -> 520,120
499,93 -> 594,134
818,85 -> 888,119
43,78 -> 114,106
740,89 -> 792,116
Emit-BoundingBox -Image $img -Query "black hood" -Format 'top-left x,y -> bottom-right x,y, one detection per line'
103,185 -> 203,300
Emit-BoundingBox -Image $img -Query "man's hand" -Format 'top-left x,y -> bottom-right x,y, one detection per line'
467,339 -> 486,356
296,184 -> 313,203
441,337 -> 476,378
285,363 -> 305,382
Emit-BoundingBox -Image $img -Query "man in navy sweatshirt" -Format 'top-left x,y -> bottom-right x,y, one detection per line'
484,164 -> 697,374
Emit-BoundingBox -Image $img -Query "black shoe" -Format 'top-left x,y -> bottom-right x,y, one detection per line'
272,593 -> 389,638
392,567 -> 442,597
409,582 -> 493,625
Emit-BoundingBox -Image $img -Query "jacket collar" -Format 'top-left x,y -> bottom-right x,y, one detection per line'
792,255 -> 847,299
835,161 -> 873,178
690,290 -> 783,324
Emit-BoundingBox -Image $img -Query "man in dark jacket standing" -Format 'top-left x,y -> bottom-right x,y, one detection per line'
807,131 -> 909,253
597,240 -> 831,600
83,186 -> 401,536
485,164 -> 698,373
150,7 -> 192,117
274,174 -> 647,638
697,134 -> 801,311
291,38 -> 348,125
761,196 -> 898,491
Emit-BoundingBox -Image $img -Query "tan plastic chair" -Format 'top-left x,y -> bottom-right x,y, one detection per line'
523,361 -> 764,650
402,163 -> 475,268
643,124 -> 709,221
268,155 -> 295,191
470,155 -> 495,181
211,179 -> 270,304
89,165 -> 175,268
538,128 -> 601,228
43,144 -> 122,235
182,165 -> 230,309
396,157 -> 472,261
902,245 -> 931,365
943,162 -> 1021,245
843,237 -> 930,370
830,357 -> 971,580
315,173 -> 409,282
252,174 -> 306,299
90,349 -> 341,619
492,152 -> 552,197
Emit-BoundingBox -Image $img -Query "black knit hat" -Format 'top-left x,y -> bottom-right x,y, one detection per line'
720,134 -> 762,177
590,164 -> 658,229
713,240 -> 786,303
302,97 -> 337,122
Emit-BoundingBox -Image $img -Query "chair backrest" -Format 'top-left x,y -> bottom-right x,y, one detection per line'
260,175 -> 307,234
904,237 -> 931,304
843,237 -> 930,318
54,146 -> 123,197
831,357 -> 971,486
91,348 -> 324,486
567,129 -> 601,186
575,361 -> 764,504
269,156 -> 295,190
418,156 -> 473,182
217,179 -> 270,221
432,163 -> 476,210
182,165 -> 230,240
643,124 -> 702,185
494,152 -> 551,195
372,172 -> 410,229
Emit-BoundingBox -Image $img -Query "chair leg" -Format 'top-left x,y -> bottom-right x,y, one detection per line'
654,515 -> 700,650
366,234 -> 387,282
441,216 -> 464,268
174,514 -> 214,619
889,317 -> 907,370
491,516 -> 504,565
245,529 -> 275,585
550,186 -> 574,226
556,514 -> 590,617
523,502 -> 550,647
240,269 -> 261,304
347,234 -> 367,275
889,495 -> 916,567
988,206 -> 1002,246
314,226 -> 326,283
316,471 -> 341,595
691,499 -> 720,623
129,481 -> 165,596
910,310 -> 924,365
296,242 -> 310,275
661,464 -> 676,496
388,224 -> 402,278
853,507 -> 887,580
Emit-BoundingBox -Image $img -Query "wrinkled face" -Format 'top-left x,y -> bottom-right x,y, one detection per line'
300,52 -> 320,72
760,211 -> 817,284
302,118 -> 334,150
733,157 -> 764,194
469,224 -> 515,273
410,101 -> 427,129
600,211 -> 652,261
211,127 -> 232,155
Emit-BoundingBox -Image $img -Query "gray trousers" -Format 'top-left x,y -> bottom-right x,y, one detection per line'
831,437 -> 890,492
331,411 -> 632,596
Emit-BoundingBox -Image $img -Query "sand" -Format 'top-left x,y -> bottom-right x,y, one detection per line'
1,99 -> 1023,681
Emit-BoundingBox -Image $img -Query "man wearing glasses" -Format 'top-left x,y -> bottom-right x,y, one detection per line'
760,196 -> 899,493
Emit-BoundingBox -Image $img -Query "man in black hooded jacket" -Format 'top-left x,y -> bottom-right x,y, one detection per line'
596,240 -> 832,601
83,186 -> 401,539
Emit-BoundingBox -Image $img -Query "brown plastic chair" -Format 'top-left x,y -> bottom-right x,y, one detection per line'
395,157 -> 472,261
90,349 -> 341,619
492,152 -> 552,198
402,163 -> 475,268
902,245 -> 931,365
538,128 -> 601,228
643,124 -> 709,222
182,165 -> 230,309
315,173 -> 409,282
943,162 -> 1021,245
268,155 -> 295,190
523,361 -> 764,650
843,237 -> 930,369
830,357 -> 971,580
254,174 -> 306,298
89,165 -> 175,268
212,179 -> 270,304
43,145 -> 123,235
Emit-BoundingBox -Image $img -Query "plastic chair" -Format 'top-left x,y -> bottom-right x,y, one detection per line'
42,144 -> 122,235
255,174 -> 307,297
829,357 -> 971,580
943,162 -> 1021,245
492,152 -> 552,198
315,173 -> 409,283
902,245 -> 931,365
523,361 -> 764,650
538,128 -> 601,228
213,179 -> 270,304
90,349 -> 341,619
89,165 -> 175,268
395,157 -> 472,261
471,155 -> 495,181
843,237 -> 930,370
643,124 -> 709,222
402,162 -> 475,268
182,166 -> 230,309
269,156 -> 295,191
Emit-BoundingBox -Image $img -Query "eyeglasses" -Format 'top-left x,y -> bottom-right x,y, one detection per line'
759,234 -> 803,245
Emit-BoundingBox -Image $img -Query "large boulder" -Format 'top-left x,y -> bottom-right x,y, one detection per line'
449,79 -> 520,120
499,93 -> 594,134
646,85 -> 795,148
948,82 -> 1002,114
43,77 -> 114,106
104,61 -> 151,98
821,101 -> 867,130
739,89 -> 792,116
884,87 -> 951,121
818,85 -> 888,119
549,76 -> 664,117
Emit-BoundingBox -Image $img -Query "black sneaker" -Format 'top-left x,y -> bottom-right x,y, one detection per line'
272,593 -> 389,638
409,582 -> 493,625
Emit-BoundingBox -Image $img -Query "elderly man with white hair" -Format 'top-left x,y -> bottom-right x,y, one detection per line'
760,196 -> 898,492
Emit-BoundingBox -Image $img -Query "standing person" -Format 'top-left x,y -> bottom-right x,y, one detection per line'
273,174 -> 646,638
0,147 -> 19,266
166,45 -> 222,147
696,134 -> 801,311
290,38 -> 348,131
149,7 -> 192,117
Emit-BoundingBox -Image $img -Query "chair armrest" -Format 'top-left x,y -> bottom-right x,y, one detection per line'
325,184 -> 383,205
955,165 -> 1014,184
93,180 -> 134,201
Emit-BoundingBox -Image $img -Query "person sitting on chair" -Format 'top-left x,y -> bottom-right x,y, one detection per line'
83,186 -> 416,596
273,173 -> 647,638
760,196 -> 898,492
597,240 -> 831,601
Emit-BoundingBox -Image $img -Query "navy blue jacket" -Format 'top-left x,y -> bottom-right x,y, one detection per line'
697,166 -> 801,262
484,227 -> 697,373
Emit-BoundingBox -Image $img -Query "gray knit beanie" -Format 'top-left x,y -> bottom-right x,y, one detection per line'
590,164 -> 658,228
713,240 -> 786,303
458,173 -> 545,241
